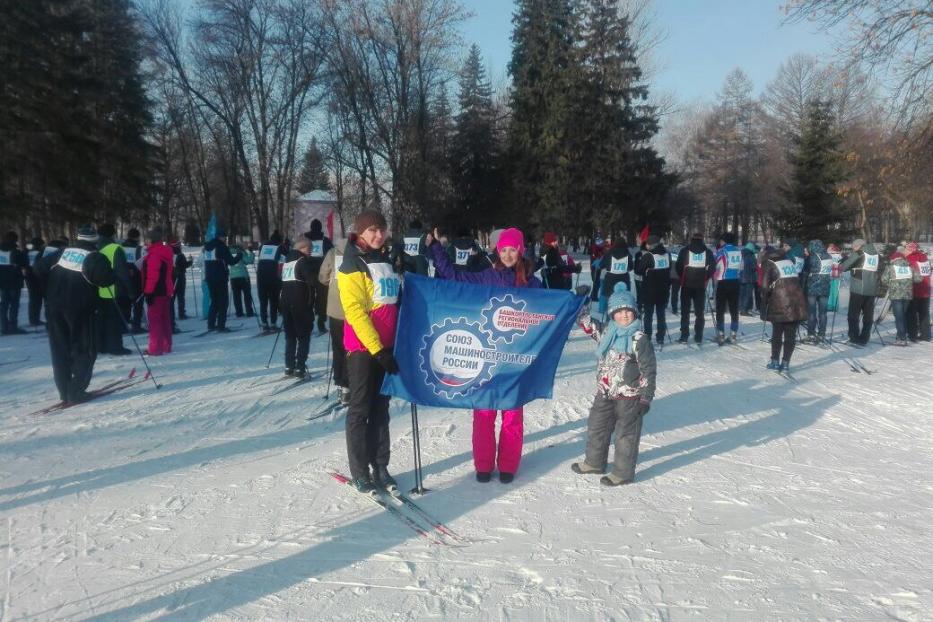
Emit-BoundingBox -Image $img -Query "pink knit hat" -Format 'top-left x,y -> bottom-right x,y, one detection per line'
496,227 -> 524,253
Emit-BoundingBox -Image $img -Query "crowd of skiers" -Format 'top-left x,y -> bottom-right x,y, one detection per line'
2,218 -> 930,492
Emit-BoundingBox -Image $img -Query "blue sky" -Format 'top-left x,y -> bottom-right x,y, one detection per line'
460,0 -> 837,103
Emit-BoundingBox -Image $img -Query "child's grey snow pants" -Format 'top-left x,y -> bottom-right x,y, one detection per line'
585,394 -> 643,481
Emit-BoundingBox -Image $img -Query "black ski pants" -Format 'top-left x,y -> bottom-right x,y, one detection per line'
0,288 -> 20,333
345,351 -> 391,480
669,279 -> 680,313
313,282 -> 328,331
715,279 -> 740,334
175,275 -> 187,317
207,279 -> 230,329
48,308 -> 98,401
770,321 -> 797,362
257,278 -> 281,326
907,297 -> 930,341
281,304 -> 312,371
26,274 -> 43,324
96,298 -> 126,354
330,317 -> 349,388
642,295 -> 668,343
230,276 -> 254,317
679,286 -> 706,341
847,292 -> 875,344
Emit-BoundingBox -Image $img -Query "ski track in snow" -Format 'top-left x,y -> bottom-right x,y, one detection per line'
1,265 -> 932,621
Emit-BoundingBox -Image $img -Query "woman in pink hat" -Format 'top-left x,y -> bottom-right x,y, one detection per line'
425,227 -> 541,483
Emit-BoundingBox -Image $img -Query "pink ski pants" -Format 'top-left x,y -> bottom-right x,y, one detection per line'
472,408 -> 524,474
146,296 -> 172,355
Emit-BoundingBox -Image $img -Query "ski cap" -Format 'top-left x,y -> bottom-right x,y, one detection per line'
77,225 -> 99,242
542,231 -> 558,246
496,228 -> 524,254
608,282 -> 637,318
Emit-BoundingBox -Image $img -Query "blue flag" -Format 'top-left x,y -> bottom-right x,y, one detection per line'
381,273 -> 585,410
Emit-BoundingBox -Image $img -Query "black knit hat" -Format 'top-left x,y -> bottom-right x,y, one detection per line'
77,225 -> 98,242
354,209 -> 387,233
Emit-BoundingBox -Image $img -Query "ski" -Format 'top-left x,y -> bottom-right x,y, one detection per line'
776,370 -> 798,383
328,472 -> 442,544
268,373 -> 320,396
193,323 -> 245,338
249,374 -> 295,388
0,357 -> 29,367
29,368 -> 138,415
388,490 -> 465,543
308,400 -> 346,421
252,328 -> 280,338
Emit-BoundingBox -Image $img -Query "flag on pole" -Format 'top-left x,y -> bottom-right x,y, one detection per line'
381,274 -> 585,410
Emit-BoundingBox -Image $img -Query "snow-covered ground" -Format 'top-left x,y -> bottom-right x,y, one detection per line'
1,267 -> 932,621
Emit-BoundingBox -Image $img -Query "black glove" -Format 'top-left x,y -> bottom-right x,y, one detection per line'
638,399 -> 651,416
375,348 -> 400,374
145,293 -> 154,305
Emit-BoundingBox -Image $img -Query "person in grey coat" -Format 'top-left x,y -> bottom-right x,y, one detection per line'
839,239 -> 882,345
572,282 -> 657,487
803,239 -> 832,342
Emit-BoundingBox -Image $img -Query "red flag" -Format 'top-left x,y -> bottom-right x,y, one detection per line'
638,225 -> 650,244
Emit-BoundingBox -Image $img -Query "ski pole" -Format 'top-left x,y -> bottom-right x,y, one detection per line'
323,332 -> 333,400
192,265 -> 200,319
265,322 -> 282,369
828,305 -> 838,345
409,403 -> 428,495
108,288 -> 161,390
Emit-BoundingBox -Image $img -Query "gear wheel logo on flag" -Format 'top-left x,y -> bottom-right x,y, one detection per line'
420,318 -> 496,399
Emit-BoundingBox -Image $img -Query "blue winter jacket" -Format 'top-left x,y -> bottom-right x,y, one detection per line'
714,244 -> 742,281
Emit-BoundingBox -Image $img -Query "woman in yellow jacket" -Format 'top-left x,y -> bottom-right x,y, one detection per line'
337,210 -> 402,493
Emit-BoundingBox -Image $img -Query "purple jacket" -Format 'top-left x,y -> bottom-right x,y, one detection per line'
428,242 -> 542,288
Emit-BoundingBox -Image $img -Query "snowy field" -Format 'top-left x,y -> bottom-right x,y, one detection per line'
1,265 -> 932,621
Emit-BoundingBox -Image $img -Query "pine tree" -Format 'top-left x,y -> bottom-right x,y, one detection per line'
507,0 -> 577,232
296,139 -> 330,194
779,99 -> 851,240
451,44 -> 500,232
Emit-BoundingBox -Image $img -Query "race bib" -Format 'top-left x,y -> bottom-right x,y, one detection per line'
688,252 -> 706,268
773,259 -> 797,279
455,248 -> 471,266
726,250 -> 742,271
258,244 -> 278,261
281,260 -> 298,282
403,237 -> 420,255
0,250 -> 9,266
794,256 -> 805,274
918,261 -> 931,277
609,256 -> 629,274
369,262 -> 400,304
652,253 -> 670,270
57,248 -> 90,272
202,249 -> 216,262
862,253 -> 879,272
894,264 -> 912,280
819,258 -> 833,275
830,253 -> 842,264
123,247 -> 137,263
310,240 -> 324,258
560,253 -> 569,265
28,250 -> 39,266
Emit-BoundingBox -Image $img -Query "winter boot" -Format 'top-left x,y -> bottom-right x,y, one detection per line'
716,331 -> 726,346
499,472 -> 515,484
293,367 -> 307,380
766,359 -> 780,370
677,333 -> 689,344
475,471 -> 492,483
284,368 -> 294,377
571,462 -> 605,475
351,474 -> 376,494
373,465 -> 398,491
779,360 -> 791,373
600,473 -> 633,487
729,331 -> 738,344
